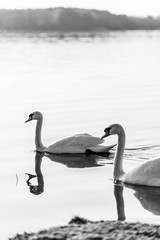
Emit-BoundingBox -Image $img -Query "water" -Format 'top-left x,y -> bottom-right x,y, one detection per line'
1,30 -> 160,239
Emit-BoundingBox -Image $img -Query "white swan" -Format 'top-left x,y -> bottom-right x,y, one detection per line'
101,123 -> 160,187
25,111 -> 115,154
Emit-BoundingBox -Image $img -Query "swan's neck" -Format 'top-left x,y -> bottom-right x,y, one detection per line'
35,118 -> 46,151
113,130 -> 125,180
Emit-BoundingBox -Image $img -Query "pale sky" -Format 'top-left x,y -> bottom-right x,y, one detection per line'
0,0 -> 160,17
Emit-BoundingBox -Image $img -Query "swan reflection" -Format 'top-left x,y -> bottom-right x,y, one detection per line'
26,151 -> 113,195
114,179 -> 160,220
125,183 -> 160,215
45,151 -> 113,168
114,181 -> 126,221
25,152 -> 160,221
26,152 -> 44,195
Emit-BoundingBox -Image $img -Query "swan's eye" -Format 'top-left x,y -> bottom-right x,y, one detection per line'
29,113 -> 34,119
104,127 -> 111,135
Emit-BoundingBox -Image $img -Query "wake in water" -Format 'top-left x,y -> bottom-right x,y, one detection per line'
125,144 -> 160,151
124,145 -> 160,162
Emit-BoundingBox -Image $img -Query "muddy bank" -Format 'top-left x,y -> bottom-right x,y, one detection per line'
9,217 -> 160,240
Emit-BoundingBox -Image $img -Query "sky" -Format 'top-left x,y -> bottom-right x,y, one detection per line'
0,0 -> 160,17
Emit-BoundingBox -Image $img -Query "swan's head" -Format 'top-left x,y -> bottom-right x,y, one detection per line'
25,111 -> 43,123
101,124 -> 124,139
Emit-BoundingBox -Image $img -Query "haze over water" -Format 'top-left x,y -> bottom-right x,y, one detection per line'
1,30 -> 160,239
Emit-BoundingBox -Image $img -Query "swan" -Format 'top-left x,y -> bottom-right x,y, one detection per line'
101,123 -> 160,187
25,111 -> 115,154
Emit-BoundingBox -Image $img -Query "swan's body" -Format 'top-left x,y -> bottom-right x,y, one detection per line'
25,111 -> 115,154
101,124 -> 160,187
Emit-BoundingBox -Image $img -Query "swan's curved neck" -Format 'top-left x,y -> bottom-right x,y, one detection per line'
35,117 -> 46,151
113,130 -> 125,180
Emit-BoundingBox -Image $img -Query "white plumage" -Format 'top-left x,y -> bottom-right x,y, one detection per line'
25,111 -> 115,154
101,123 -> 160,187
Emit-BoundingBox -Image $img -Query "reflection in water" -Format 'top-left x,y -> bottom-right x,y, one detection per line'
25,173 -> 36,185
114,182 -> 126,221
26,151 -> 113,195
125,184 -> 160,215
46,151 -> 113,168
26,152 -> 44,195
25,152 -> 160,221
114,180 -> 160,220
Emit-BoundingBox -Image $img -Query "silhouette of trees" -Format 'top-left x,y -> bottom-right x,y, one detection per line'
0,8 -> 159,32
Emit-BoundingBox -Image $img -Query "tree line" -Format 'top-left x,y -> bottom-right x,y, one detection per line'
0,8 -> 159,31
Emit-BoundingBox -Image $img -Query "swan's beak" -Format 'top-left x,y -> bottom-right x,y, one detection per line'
101,131 -> 110,140
25,117 -> 32,123
101,133 -> 108,140
101,127 -> 111,140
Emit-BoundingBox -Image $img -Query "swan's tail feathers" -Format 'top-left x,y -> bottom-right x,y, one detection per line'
87,144 -> 116,153
104,144 -> 117,151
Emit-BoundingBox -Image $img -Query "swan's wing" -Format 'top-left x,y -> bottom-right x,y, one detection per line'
74,133 -> 104,147
88,144 -> 116,153
47,134 -> 105,153
52,134 -> 104,147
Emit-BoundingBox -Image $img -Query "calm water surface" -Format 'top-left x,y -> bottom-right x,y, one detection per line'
1,31 -> 160,239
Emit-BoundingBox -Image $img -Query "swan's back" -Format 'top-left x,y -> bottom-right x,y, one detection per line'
47,134 -> 105,154
51,134 -> 104,147
123,158 -> 160,187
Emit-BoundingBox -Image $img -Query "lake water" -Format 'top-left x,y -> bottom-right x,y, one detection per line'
1,30 -> 160,239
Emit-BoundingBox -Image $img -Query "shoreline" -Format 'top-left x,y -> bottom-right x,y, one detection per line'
10,217 -> 160,240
